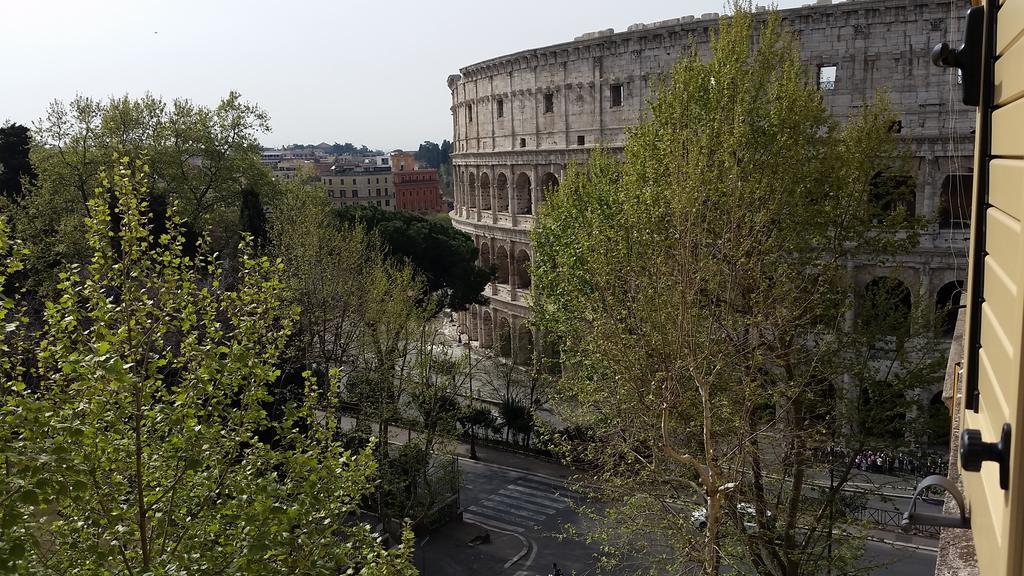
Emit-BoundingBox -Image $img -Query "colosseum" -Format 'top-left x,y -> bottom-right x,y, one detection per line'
448,0 -> 973,376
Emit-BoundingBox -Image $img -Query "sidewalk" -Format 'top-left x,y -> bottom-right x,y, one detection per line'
338,415 -> 575,480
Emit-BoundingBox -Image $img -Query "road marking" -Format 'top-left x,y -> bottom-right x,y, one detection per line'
514,473 -> 566,488
487,494 -> 557,514
463,512 -> 525,533
515,479 -> 581,498
499,488 -> 569,508
505,484 -> 573,504
478,500 -> 548,521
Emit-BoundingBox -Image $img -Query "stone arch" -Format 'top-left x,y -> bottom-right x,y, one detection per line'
480,310 -> 494,349
495,245 -> 510,284
467,172 -> 477,208
515,172 -> 532,215
479,172 -> 492,210
862,277 -> 912,336
939,174 -> 973,230
497,317 -> 513,358
479,240 -> 492,270
869,171 -> 916,220
935,280 -> 965,337
496,172 -> 510,213
515,248 -> 531,290
469,306 -> 480,341
515,322 -> 535,366
540,172 -> 559,203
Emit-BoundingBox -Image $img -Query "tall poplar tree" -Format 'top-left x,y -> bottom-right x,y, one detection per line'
533,5 -> 940,575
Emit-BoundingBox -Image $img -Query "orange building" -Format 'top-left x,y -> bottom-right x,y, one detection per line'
393,169 -> 443,214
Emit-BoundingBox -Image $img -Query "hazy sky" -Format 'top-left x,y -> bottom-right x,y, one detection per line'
2,0 -> 806,151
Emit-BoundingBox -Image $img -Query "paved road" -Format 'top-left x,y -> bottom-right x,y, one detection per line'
417,458 -> 938,576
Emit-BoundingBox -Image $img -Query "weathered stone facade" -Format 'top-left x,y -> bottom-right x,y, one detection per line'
449,0 -> 974,368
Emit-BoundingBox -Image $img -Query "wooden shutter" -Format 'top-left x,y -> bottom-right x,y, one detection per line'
961,0 -> 1024,574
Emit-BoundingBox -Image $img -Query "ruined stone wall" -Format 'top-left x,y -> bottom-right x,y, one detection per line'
449,0 -> 976,369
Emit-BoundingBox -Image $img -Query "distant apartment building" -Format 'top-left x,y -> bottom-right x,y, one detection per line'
322,167 -> 395,210
394,169 -> 442,214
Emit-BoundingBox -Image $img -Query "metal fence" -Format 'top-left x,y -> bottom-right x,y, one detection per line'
850,505 -> 941,538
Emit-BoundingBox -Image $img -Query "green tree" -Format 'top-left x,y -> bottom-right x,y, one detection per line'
0,159 -> 415,575
0,122 -> 36,202
12,92 -> 273,296
334,205 -> 492,311
532,6 -> 939,575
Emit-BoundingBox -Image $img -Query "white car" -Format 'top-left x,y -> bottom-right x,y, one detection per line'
692,503 -> 769,530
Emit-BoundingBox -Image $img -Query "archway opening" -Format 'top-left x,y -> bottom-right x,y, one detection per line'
481,311 -> 494,349
935,280 -> 965,337
479,241 -> 492,270
479,172 -> 492,210
467,172 -> 477,209
495,246 -> 510,285
862,277 -> 912,337
540,172 -> 559,204
515,172 -> 532,215
497,317 -> 513,358
515,323 -> 534,366
515,249 -> 531,290
869,171 -> 916,221
939,174 -> 972,230
496,173 -> 510,213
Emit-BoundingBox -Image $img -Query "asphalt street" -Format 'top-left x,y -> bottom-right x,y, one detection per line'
417,458 -> 938,576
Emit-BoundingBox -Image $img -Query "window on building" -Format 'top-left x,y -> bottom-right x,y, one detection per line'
610,84 -> 623,107
520,137 -> 527,148
367,178 -> 371,184
385,177 -> 388,183
328,178 -> 333,185
377,200 -> 382,207
352,179 -> 357,185
577,135 -> 586,146
352,190 -> 358,198
468,104 -> 473,122
544,93 -> 554,113
341,190 -> 347,197
386,199 -> 391,207
819,65 -> 837,90
497,98 -> 504,118
376,177 -> 380,184
376,188 -> 381,196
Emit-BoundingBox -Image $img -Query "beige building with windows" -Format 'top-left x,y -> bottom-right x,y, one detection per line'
322,168 -> 395,210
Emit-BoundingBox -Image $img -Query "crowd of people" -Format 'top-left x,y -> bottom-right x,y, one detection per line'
820,446 -> 949,478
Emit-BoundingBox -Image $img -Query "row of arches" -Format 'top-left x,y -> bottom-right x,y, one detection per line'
458,170 -> 560,216
861,277 -> 964,337
480,241 -> 532,291
468,308 -> 535,365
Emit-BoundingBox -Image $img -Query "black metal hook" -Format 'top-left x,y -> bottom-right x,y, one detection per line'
901,475 -> 971,531
931,5 -> 985,106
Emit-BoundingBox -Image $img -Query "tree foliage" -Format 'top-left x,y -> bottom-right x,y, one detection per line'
0,159 -> 415,575
532,7 -> 940,575
11,92 -> 273,296
0,122 -> 36,202
333,204 -> 492,311
413,141 -> 451,170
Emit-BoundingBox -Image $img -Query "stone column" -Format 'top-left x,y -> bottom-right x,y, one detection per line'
490,164 -> 498,224
532,165 -> 542,215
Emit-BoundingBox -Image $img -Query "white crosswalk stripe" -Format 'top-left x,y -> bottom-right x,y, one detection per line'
504,484 -> 572,505
464,476 -> 578,537
497,488 -> 569,508
463,511 -> 525,533
487,494 -> 556,514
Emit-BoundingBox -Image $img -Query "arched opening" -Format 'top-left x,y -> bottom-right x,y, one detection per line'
859,383 -> 908,442
495,246 -> 510,285
924,389 -> 950,447
515,249 -> 531,290
862,277 -> 913,336
939,174 -> 973,230
541,336 -> 562,375
496,173 -> 510,213
497,317 -> 513,358
540,172 -> 559,204
479,241 -> 492,270
515,172 -> 532,215
515,323 -> 534,366
480,310 -> 494,349
935,280 -> 965,337
869,171 -> 916,221
467,172 -> 477,208
469,306 -> 480,341
479,172 -> 492,211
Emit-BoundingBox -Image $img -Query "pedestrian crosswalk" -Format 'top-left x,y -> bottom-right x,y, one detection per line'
462,473 -> 579,535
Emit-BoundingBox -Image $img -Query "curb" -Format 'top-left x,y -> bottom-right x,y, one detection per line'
457,454 -> 570,484
462,515 -> 532,569
866,535 -> 939,553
